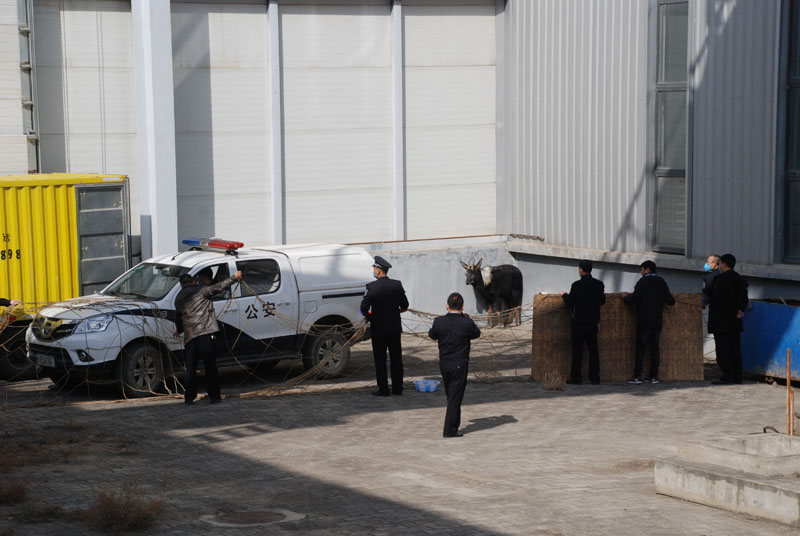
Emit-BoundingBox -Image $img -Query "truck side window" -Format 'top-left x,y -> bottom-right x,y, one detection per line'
200,263 -> 231,301
237,259 -> 280,296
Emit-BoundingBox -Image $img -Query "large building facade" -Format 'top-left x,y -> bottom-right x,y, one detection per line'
0,0 -> 798,305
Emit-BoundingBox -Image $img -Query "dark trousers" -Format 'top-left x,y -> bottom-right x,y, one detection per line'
570,323 -> 599,383
633,326 -> 662,379
372,333 -> 403,393
714,331 -> 743,383
184,333 -> 221,403
440,361 -> 468,436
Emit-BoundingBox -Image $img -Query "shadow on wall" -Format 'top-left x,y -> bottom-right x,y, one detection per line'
172,5 -> 215,244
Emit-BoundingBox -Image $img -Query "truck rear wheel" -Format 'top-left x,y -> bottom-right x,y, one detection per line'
117,342 -> 165,398
302,330 -> 350,378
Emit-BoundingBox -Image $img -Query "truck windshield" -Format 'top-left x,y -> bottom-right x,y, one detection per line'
102,263 -> 190,301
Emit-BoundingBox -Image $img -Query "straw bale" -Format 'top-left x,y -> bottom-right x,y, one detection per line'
531,293 -> 703,382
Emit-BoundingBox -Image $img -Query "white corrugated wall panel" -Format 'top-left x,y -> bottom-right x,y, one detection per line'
690,0 -> 779,265
34,0 -> 139,232
0,0 -> 25,172
171,2 -> 271,247
404,3 -> 496,240
286,189 -> 392,244
504,0 -> 649,253
0,137 -> 27,175
281,4 -> 392,243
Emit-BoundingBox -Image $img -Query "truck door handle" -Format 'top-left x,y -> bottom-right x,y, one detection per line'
275,301 -> 290,307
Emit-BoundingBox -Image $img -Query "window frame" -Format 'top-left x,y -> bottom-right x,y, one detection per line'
194,262 -> 232,302
235,258 -> 282,297
653,0 -> 689,255
784,0 -> 800,261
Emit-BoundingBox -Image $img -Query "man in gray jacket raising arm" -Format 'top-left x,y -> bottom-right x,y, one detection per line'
175,270 -> 242,405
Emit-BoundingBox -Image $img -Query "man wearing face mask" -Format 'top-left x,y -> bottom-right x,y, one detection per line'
702,254 -> 721,307
360,256 -> 409,396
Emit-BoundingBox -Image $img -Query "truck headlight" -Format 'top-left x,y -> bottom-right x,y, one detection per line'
73,314 -> 113,334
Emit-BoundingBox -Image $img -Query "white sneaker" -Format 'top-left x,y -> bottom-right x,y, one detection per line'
627,377 -> 642,385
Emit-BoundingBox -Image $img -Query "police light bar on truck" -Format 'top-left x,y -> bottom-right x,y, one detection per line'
181,238 -> 244,255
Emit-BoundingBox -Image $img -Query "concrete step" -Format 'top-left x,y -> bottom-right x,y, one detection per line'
678,435 -> 800,476
655,458 -> 800,526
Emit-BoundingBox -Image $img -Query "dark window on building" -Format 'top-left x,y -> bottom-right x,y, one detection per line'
654,1 -> 688,253
786,0 -> 800,259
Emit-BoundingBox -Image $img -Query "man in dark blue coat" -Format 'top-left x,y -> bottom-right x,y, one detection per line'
561,260 -> 606,385
429,292 -> 481,438
708,253 -> 749,384
360,256 -> 409,396
622,260 -> 676,384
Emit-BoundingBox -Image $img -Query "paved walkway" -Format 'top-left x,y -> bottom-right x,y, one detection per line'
0,333 -> 795,535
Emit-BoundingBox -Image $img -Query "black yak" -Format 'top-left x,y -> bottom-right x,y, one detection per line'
460,259 -> 523,327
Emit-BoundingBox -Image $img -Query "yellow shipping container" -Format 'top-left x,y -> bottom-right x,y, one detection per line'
0,173 -> 130,307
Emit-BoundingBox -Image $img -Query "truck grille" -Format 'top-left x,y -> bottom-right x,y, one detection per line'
31,317 -> 77,340
28,344 -> 74,368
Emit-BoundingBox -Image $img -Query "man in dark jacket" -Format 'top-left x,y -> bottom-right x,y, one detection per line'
622,260 -> 675,384
561,260 -> 606,385
175,269 -> 241,405
708,253 -> 749,384
429,292 -> 481,438
360,256 -> 409,396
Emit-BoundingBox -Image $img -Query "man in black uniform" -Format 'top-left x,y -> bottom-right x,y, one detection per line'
708,253 -> 749,384
622,260 -> 676,384
175,270 -> 241,405
360,256 -> 409,396
429,292 -> 481,438
561,260 -> 606,385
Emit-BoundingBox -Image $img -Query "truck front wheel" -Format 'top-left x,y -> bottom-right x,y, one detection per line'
302,330 -> 350,378
117,342 -> 165,398
0,322 -> 38,381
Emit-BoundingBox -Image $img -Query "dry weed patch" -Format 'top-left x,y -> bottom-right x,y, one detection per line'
17,503 -> 67,524
542,366 -> 565,391
0,480 -> 26,504
0,419 -> 131,471
82,480 -> 165,533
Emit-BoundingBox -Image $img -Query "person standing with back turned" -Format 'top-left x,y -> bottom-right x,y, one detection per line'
429,292 -> 481,438
360,256 -> 409,396
561,260 -> 606,385
708,253 -> 749,385
622,260 -> 675,385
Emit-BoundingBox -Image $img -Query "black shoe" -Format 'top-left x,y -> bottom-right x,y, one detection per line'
392,390 -> 403,396
184,399 -> 195,405
565,379 -> 581,385
711,379 -> 731,385
372,390 -> 391,397
590,379 -> 600,385
210,398 -> 222,404
443,432 -> 464,438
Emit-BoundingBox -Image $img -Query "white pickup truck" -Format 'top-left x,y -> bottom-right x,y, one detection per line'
26,240 -> 373,397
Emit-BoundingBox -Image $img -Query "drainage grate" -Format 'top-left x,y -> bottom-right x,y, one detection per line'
201,508 -> 305,527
